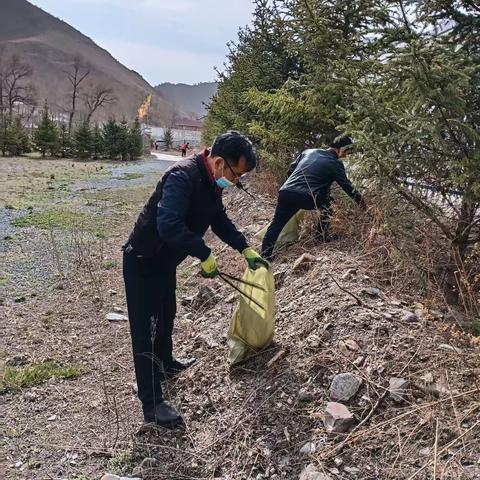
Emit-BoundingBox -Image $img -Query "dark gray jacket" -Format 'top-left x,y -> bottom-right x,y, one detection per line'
281,148 -> 363,205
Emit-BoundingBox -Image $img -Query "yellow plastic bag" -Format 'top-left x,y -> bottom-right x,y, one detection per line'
256,211 -> 305,245
227,266 -> 276,365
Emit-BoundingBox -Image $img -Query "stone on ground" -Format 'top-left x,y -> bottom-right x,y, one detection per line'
324,402 -> 355,433
329,373 -> 362,402
299,463 -> 333,480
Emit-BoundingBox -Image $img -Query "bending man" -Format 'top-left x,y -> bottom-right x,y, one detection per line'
123,131 -> 268,427
261,137 -> 365,261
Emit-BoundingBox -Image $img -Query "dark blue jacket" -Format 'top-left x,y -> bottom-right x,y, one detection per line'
126,151 -> 248,264
282,148 -> 363,205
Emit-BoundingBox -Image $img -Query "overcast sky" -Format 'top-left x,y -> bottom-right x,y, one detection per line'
30,0 -> 256,85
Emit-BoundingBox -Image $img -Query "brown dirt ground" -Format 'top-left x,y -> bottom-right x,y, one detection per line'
1,157 -> 479,480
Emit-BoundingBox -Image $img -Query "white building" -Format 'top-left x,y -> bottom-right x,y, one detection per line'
148,118 -> 204,147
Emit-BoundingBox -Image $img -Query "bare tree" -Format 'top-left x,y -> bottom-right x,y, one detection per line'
82,85 -> 116,123
63,56 -> 90,132
0,54 -> 36,122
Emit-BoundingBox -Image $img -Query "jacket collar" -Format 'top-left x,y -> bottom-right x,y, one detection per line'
326,148 -> 339,160
196,149 -> 222,196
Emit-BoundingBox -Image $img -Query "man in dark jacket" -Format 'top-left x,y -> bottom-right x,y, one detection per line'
261,137 -> 366,261
123,131 -> 268,427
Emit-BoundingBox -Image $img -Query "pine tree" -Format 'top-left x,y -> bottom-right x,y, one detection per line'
163,127 -> 173,150
117,118 -> 129,161
91,123 -> 104,159
32,100 -> 60,157
73,121 -> 93,159
343,1 -> 480,305
59,123 -> 72,158
4,118 -> 30,156
103,118 -> 120,159
128,117 -> 144,160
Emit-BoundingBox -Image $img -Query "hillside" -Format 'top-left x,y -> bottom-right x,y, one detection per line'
155,82 -> 217,117
0,0 -> 175,124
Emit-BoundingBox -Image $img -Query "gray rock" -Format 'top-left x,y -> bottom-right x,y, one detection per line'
324,402 -> 355,433
299,463 -> 333,480
113,306 -> 124,313
389,377 -> 409,403
464,465 -> 480,479
363,287 -> 381,298
401,312 -> 419,323
344,466 -> 361,475
106,312 -> 128,322
293,253 -> 317,272
329,373 -> 362,402
300,441 -> 316,454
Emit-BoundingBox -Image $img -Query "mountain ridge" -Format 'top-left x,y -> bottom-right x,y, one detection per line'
0,0 -> 175,124
155,81 -> 217,118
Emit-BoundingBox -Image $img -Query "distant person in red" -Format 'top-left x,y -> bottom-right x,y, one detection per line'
181,142 -> 190,157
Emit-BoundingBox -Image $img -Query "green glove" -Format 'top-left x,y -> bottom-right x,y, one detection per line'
243,247 -> 270,270
200,253 -> 218,278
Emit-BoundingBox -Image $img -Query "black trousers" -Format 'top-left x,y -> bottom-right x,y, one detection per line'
123,252 -> 177,413
261,190 -> 332,260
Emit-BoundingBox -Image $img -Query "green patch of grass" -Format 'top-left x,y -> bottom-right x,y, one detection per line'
3,234 -> 16,241
108,451 -> 138,476
0,360 -> 82,393
12,209 -> 93,230
103,260 -> 117,270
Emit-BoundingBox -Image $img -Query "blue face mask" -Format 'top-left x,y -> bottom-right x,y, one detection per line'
215,160 -> 235,188
216,176 -> 234,189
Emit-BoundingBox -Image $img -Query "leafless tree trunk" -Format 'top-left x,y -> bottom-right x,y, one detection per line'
63,56 -> 90,133
83,85 -> 116,123
0,54 -> 36,122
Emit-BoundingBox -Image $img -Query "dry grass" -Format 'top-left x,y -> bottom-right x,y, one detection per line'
1,160 -> 479,480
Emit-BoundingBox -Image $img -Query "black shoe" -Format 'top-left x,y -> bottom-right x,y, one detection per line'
143,400 -> 182,427
164,357 -> 196,379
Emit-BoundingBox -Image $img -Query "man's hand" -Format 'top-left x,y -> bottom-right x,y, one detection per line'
201,253 -> 218,278
243,248 -> 270,270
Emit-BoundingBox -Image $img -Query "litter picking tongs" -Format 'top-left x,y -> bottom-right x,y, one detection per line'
217,270 -> 266,310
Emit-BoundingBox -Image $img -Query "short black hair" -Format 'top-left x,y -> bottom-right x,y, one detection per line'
330,136 -> 353,149
211,130 -> 257,170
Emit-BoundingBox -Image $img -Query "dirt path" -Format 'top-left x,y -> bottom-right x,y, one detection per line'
1,155 -> 479,480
